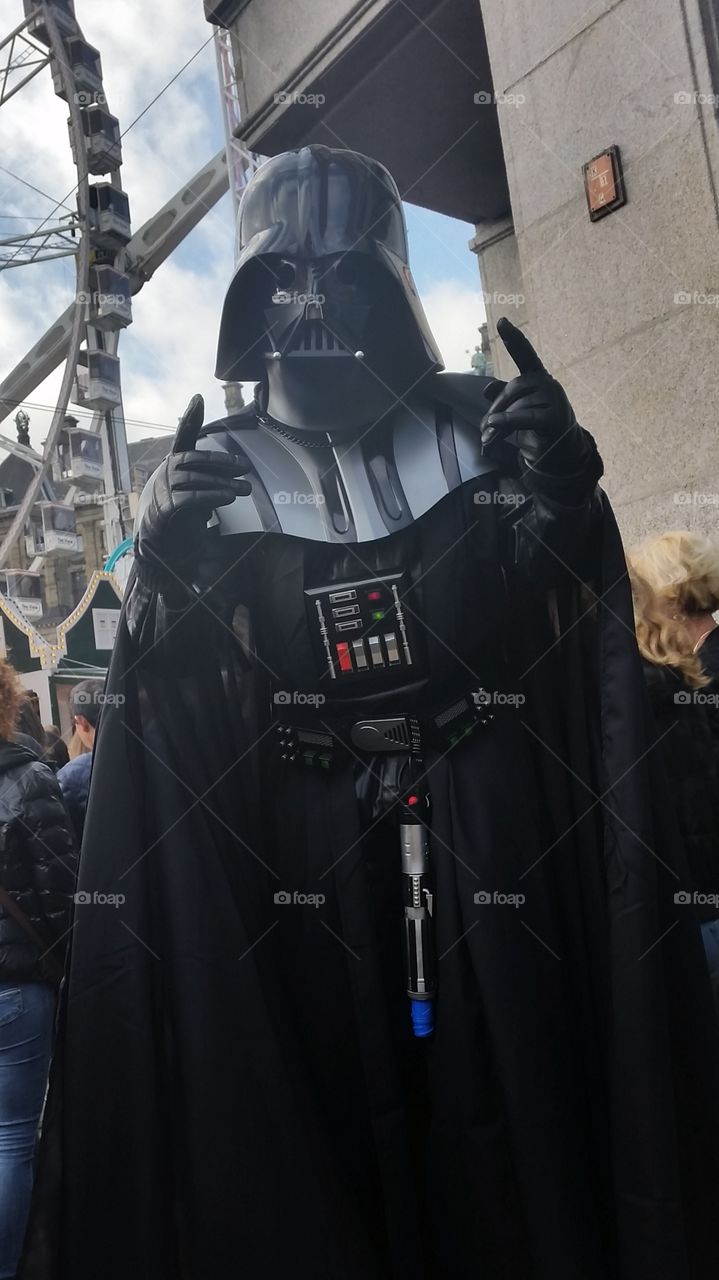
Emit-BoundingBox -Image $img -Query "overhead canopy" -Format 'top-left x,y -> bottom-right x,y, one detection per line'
210,0 -> 510,224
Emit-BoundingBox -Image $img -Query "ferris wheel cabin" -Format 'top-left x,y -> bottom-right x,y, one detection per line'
51,37 -> 103,102
23,0 -> 77,44
73,350 -> 121,413
0,571 -> 44,620
70,106 -> 122,175
24,503 -> 80,557
58,426 -> 105,487
88,184 -> 131,250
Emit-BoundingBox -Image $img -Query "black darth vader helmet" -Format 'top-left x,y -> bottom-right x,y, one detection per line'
215,146 -> 443,408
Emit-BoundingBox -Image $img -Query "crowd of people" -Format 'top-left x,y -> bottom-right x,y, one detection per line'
0,677 -> 103,1277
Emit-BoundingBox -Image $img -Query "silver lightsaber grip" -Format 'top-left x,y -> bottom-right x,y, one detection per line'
400,818 -> 435,1008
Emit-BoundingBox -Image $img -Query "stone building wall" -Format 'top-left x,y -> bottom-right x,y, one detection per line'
476,0 -> 719,547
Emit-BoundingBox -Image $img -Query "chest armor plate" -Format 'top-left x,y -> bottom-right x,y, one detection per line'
197,395 -> 497,545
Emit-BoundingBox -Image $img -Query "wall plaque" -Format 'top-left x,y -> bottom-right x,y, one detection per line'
583,146 -> 626,220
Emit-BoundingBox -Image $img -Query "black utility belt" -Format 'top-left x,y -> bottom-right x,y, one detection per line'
271,686 -> 497,772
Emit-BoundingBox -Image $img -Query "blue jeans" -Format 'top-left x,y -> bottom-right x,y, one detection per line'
0,983 -> 55,1280
701,919 -> 719,1021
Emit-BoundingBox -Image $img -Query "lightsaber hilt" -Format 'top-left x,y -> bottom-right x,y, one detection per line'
399,790 -> 435,1037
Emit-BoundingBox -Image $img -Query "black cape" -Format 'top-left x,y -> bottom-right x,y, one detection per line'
21,482 -> 719,1280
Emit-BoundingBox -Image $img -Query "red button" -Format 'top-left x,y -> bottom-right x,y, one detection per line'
367,589 -> 382,601
336,642 -> 353,673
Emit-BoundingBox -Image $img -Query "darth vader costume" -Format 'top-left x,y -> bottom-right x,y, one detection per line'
21,147 -> 719,1279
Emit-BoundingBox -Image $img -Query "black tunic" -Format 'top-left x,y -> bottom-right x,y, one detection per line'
20,481 -> 719,1280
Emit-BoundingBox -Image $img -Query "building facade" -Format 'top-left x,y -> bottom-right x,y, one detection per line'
205,0 -> 719,546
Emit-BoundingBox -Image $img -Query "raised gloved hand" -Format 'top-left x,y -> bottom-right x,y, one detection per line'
480,317 -> 599,487
134,394 -> 252,596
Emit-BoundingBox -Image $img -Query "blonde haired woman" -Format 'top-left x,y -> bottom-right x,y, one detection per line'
628,562 -> 719,1015
629,530 -> 719,681
0,659 -> 77,1277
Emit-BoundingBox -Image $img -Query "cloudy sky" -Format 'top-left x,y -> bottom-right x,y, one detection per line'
0,0 -> 486,452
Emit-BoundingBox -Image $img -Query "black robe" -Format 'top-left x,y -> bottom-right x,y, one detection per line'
21,465 -> 719,1280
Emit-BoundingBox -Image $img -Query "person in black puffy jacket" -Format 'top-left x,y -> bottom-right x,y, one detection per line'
0,660 -> 77,1279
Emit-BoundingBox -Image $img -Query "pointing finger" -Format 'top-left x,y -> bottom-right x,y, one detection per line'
496,317 -> 546,376
173,394 -> 205,454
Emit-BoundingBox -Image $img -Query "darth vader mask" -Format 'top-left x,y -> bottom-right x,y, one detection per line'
215,145 -> 443,434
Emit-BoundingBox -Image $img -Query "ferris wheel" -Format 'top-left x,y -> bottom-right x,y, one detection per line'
0,0 -> 135,572
0,0 -> 260,619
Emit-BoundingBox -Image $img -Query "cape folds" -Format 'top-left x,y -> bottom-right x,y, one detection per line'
20,491 -> 719,1280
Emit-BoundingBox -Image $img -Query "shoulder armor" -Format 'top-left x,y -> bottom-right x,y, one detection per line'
428,371 -> 504,425
429,372 -> 522,477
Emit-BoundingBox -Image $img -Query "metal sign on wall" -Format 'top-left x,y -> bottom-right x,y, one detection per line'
583,145 -> 626,221
92,607 -> 121,650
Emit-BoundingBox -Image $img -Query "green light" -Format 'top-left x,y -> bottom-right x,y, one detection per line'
371,609 -> 384,620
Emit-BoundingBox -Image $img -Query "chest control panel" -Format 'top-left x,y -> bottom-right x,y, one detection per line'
304,572 -> 415,681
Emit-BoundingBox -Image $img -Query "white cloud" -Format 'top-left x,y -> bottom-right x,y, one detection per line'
120,248 -> 233,432
422,278 -> 487,372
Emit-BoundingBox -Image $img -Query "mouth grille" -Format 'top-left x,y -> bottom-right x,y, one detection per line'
289,321 -> 344,355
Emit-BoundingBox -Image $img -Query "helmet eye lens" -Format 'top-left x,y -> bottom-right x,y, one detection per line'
273,260 -> 296,290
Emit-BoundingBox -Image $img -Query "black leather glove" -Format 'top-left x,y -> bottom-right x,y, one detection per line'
134,394 -> 252,598
480,317 -> 601,497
